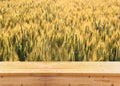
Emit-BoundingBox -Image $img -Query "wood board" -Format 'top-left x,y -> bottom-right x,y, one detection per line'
0,62 -> 120,86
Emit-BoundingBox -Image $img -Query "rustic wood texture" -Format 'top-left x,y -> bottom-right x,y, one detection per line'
0,62 -> 120,86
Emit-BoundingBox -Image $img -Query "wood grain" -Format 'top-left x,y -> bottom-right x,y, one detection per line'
0,76 -> 120,86
0,62 -> 120,86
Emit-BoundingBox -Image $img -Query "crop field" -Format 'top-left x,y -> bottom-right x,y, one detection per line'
0,0 -> 120,61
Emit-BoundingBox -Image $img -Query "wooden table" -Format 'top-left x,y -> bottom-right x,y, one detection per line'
0,62 -> 120,86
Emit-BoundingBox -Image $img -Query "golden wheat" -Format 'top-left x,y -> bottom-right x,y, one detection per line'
0,0 -> 120,61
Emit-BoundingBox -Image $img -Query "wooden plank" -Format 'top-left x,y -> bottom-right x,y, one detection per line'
0,62 -> 120,77
0,62 -> 120,86
0,76 -> 120,86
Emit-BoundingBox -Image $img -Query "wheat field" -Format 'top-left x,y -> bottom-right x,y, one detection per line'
0,0 -> 120,61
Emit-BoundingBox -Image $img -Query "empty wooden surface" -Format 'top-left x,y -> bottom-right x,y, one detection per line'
0,62 -> 120,86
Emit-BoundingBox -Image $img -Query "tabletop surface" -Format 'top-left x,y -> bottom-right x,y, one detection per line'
0,62 -> 120,76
